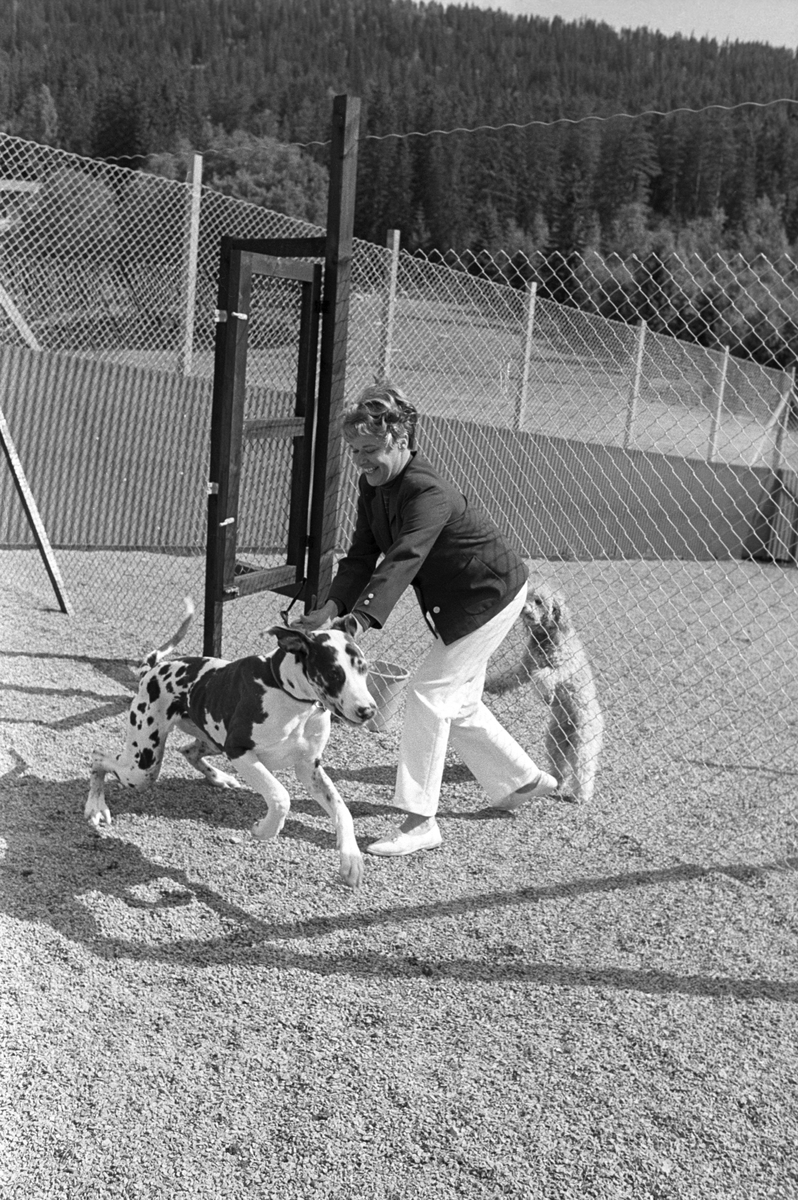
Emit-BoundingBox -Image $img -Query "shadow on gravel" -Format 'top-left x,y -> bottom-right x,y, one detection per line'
331,762 -> 477,788
0,652 -> 138,731
2,767 -> 797,1003
0,649 -> 138,683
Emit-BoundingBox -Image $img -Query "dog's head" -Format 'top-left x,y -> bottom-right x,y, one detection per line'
520,585 -> 571,649
267,620 -> 377,725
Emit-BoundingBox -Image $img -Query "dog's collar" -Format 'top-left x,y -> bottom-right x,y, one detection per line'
261,651 -> 291,695
261,649 -> 320,707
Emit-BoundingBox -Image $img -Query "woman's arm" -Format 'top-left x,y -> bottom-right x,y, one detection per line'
338,477 -> 453,629
324,488 -> 382,614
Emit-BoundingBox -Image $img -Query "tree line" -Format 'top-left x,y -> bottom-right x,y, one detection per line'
1,0 -> 797,375
2,0 -> 797,259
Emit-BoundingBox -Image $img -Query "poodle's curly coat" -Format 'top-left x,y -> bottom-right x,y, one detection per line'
487,585 -> 603,803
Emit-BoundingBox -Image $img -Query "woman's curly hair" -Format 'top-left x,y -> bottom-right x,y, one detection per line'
342,383 -> 418,448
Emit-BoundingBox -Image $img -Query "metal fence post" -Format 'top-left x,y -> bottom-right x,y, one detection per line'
514,280 -> 537,430
0,280 -> 40,351
379,228 -> 400,381
773,366 -> 796,472
180,152 -> 203,376
707,345 -> 730,463
752,366 -> 796,466
623,319 -> 647,450
0,179 -> 41,349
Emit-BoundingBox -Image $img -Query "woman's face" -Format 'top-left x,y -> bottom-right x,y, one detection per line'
346,432 -> 411,487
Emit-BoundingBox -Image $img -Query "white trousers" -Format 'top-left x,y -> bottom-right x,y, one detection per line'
393,583 -> 542,816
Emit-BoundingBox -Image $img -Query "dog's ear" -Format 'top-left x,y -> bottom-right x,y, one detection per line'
267,625 -> 311,657
548,592 -> 569,630
331,614 -> 360,639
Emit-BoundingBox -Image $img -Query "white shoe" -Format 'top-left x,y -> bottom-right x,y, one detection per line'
366,821 -> 442,857
491,771 -> 559,812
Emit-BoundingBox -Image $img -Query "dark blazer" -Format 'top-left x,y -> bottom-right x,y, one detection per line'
326,452 -> 527,645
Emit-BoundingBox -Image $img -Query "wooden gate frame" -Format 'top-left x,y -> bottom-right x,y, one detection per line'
204,247 -> 322,650
204,94 -> 360,656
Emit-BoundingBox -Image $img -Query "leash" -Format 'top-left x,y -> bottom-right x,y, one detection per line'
275,581 -> 324,710
280,578 -> 316,626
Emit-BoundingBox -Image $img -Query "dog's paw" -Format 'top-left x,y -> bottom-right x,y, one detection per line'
85,772 -> 112,827
205,768 -> 242,790
251,814 -> 286,841
339,851 -> 364,889
85,800 -> 112,828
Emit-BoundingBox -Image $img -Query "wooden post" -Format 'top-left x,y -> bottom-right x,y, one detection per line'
0,403 -> 71,613
514,280 -> 537,430
306,93 -> 361,611
707,345 -> 730,463
180,152 -> 202,376
203,239 -> 251,656
623,319 -> 647,451
379,228 -> 400,381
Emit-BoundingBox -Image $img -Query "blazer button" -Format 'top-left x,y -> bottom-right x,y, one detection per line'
432,606 -> 440,613
363,599 -> 370,605
367,592 -> 374,598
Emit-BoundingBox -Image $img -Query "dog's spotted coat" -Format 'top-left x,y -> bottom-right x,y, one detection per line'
86,600 -> 376,887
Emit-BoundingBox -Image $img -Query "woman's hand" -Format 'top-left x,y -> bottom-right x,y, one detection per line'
291,599 -> 339,631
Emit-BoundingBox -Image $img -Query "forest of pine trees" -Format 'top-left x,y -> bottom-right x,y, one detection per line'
2,0 -> 798,373
1,0 -> 797,263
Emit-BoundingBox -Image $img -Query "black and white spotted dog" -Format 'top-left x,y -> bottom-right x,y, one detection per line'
86,599 -> 376,888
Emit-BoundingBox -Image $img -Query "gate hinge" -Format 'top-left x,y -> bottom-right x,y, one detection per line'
207,481 -> 219,495
222,586 -> 240,599
214,309 -> 248,323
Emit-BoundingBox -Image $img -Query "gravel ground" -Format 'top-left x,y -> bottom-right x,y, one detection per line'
1,566 -> 797,1200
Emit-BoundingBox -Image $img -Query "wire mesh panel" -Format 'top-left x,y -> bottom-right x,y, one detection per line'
220,269 -> 314,654
235,271 -> 307,570
1,132 -> 797,805
338,241 -> 798,801
0,344 -> 211,648
203,240 -> 325,656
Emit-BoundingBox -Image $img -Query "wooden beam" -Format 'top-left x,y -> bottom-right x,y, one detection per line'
0,403 -> 71,613
243,417 -> 305,441
222,237 -> 326,259
204,240 -> 252,655
307,93 -> 361,610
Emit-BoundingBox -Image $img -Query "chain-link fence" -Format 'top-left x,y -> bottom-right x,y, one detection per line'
1,131 -> 796,804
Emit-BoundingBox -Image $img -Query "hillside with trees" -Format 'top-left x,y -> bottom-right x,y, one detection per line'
1,0 -> 797,264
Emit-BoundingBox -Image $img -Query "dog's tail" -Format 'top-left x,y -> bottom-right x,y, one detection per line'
144,597 -> 195,670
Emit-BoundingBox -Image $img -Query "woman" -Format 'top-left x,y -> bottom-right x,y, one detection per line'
295,383 -> 557,856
